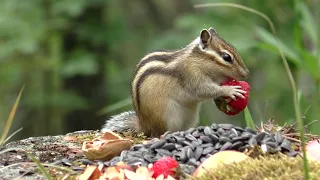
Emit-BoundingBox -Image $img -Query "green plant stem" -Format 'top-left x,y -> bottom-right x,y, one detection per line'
194,3 -> 309,179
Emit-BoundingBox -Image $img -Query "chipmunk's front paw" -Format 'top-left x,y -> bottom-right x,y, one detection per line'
221,86 -> 246,100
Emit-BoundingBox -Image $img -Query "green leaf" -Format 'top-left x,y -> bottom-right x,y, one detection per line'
61,49 -> 98,77
300,51 -> 320,79
244,107 -> 255,129
295,1 -> 317,46
255,27 -> 301,66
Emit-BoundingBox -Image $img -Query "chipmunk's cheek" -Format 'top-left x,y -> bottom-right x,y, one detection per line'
214,79 -> 250,115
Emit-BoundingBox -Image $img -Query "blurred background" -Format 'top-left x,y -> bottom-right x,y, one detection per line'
0,0 -> 319,141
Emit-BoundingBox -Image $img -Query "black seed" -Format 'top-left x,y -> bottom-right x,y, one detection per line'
155,149 -> 172,156
194,147 -> 203,160
214,143 -> 222,150
217,128 -> 226,136
71,166 -> 84,171
211,123 -> 218,129
241,131 -> 253,138
230,128 -> 239,136
255,132 -> 267,143
275,131 -> 283,144
120,150 -> 129,158
61,158 -> 73,166
186,128 -> 196,134
183,141 -> 196,150
219,124 -> 234,130
208,134 -> 219,143
203,147 -> 215,154
167,136 -> 177,143
133,144 -> 144,150
280,139 -> 292,151
248,137 -> 258,145
192,131 -> 200,138
162,143 -> 176,151
204,127 -> 214,135
200,136 -> 212,143
187,158 -> 198,166
262,137 -> 272,144
186,147 -> 194,159
77,159 -> 94,166
191,140 -> 201,147
201,143 -> 213,148
109,156 -> 120,166
128,159 -> 144,166
150,139 -> 166,150
245,127 -> 257,134
232,136 -> 250,143
51,160 -> 63,165
265,142 -> 278,149
175,144 -> 183,149
234,126 -> 245,132
197,126 -> 205,131
174,149 -> 187,163
144,155 -> 156,163
220,142 -> 232,151
173,135 -> 185,144
186,134 -> 198,141
162,131 -> 171,137
230,141 -> 244,150
219,136 -> 231,143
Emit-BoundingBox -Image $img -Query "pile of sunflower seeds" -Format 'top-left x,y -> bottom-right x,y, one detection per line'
101,123 -> 298,174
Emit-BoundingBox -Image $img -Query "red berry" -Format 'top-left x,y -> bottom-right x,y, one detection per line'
215,79 -> 250,115
150,156 -> 179,178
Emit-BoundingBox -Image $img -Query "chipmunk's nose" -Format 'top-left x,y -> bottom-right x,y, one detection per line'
240,68 -> 249,79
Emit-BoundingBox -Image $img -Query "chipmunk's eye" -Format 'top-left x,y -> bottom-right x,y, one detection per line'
221,52 -> 232,63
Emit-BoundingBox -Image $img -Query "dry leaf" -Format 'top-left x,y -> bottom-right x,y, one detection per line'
82,131 -> 133,161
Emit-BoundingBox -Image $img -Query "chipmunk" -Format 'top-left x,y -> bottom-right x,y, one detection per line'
101,27 -> 249,137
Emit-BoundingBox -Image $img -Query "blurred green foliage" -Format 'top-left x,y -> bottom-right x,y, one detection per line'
0,0 -> 319,140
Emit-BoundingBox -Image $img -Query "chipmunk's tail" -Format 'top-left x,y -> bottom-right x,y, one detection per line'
101,111 -> 141,134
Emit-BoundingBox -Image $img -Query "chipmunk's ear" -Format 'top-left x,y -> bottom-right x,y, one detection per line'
208,27 -> 217,35
200,29 -> 211,48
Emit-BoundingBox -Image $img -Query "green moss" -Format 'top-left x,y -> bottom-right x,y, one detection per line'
193,154 -> 320,180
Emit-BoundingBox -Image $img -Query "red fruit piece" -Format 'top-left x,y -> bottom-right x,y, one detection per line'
221,79 -> 250,111
150,156 -> 179,178
214,79 -> 250,115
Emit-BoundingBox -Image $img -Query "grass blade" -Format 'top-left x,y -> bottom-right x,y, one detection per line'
0,86 -> 24,146
25,152 -> 52,180
244,107 -> 255,129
